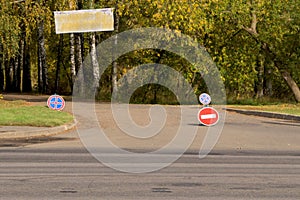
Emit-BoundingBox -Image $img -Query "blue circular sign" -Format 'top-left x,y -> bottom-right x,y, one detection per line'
47,94 -> 65,111
199,93 -> 211,105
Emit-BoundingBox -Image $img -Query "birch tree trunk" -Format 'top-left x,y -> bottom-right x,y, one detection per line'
90,32 -> 100,89
37,19 -> 48,93
70,33 -> 76,89
112,35 -> 118,93
75,34 -> 83,75
76,1 -> 84,75
112,2 -> 119,94
55,34 -> 64,93
89,0 -> 100,91
69,0 -> 77,90
75,33 -> 85,96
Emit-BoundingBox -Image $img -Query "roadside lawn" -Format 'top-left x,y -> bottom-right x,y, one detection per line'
227,104 -> 300,116
0,100 -> 74,127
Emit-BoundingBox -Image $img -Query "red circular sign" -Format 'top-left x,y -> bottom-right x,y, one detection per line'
47,95 -> 65,111
198,107 -> 219,126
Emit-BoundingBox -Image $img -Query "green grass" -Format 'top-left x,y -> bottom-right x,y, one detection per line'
0,100 -> 74,127
227,104 -> 300,116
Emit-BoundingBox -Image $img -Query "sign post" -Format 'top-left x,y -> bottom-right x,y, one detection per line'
198,93 -> 219,126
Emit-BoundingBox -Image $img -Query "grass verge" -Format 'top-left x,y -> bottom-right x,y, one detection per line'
0,100 -> 74,127
227,104 -> 300,116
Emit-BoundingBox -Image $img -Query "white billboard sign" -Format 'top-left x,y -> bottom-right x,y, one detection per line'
54,8 -> 114,34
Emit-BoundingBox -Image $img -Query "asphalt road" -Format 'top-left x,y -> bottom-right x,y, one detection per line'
0,147 -> 299,200
0,104 -> 299,199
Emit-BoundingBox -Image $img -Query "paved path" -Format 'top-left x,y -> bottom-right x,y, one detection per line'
1,94 -> 300,154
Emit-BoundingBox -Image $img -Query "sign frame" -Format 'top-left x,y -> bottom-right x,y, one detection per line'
54,8 -> 114,34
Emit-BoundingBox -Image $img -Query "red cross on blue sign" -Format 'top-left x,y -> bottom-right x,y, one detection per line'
47,94 -> 65,111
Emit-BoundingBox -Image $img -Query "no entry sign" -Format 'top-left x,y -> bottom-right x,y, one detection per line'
198,107 -> 219,126
47,94 -> 65,111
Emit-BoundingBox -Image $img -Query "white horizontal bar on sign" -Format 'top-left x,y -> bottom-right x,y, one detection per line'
200,114 -> 216,119
54,8 -> 114,34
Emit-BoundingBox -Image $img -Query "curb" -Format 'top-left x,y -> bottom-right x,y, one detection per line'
0,120 -> 78,139
225,108 -> 300,122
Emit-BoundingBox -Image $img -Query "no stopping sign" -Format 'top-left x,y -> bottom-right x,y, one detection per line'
47,94 -> 65,111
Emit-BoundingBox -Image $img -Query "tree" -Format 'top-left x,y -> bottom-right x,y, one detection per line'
0,0 -> 298,103
69,0 -> 77,89
89,0 -> 100,89
22,40 -> 32,92
243,0 -> 300,102
37,18 -> 48,93
210,0 -> 300,102
0,42 -> 3,92
0,0 -> 21,92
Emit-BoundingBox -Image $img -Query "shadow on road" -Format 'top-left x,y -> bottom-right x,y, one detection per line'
262,120 -> 300,127
0,137 -> 76,147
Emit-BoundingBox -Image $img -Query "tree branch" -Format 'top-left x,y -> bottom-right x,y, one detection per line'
218,29 -> 243,50
243,10 -> 258,36
250,12 -> 258,35
241,25 -> 260,44
11,0 -> 25,4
